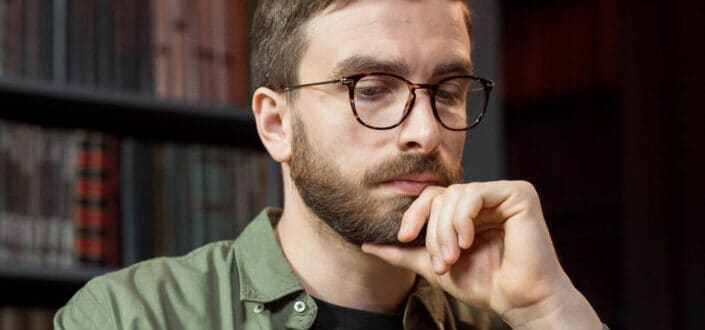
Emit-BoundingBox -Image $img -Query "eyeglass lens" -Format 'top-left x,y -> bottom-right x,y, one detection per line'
351,74 -> 486,130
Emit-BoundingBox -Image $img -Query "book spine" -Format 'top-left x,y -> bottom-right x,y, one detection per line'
196,0 -> 215,103
73,131 -> 106,266
120,139 -> 137,265
27,126 -> 45,265
183,0 -> 201,101
37,0 -> 53,80
24,0 -> 39,79
161,144 -> 176,255
173,145 -> 191,255
4,0 -> 24,77
45,127 -> 64,266
188,145 -> 205,248
151,0 -> 170,98
52,0 -> 67,84
57,130 -> 77,267
119,0 -> 137,91
83,0 -> 97,86
120,139 -> 154,265
151,144 -> 166,256
103,135 -> 121,267
211,0 -> 228,104
225,0 -> 249,106
96,0 -> 114,89
15,125 -> 31,264
203,147 -> 230,242
66,0 -> 80,85
169,0 -> 186,99
0,0 -> 4,76
0,120 -> 7,262
135,0 -> 153,95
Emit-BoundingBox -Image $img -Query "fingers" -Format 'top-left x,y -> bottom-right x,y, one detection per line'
453,189 -> 480,249
426,194 -> 447,274
395,181 -> 535,277
398,186 -> 444,242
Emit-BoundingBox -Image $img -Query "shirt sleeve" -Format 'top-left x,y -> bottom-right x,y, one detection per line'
53,282 -> 115,330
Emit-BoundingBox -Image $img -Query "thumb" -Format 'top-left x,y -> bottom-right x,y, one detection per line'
361,243 -> 435,280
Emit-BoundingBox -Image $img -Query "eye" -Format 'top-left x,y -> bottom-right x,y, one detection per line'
436,79 -> 469,105
354,77 -> 397,102
356,86 -> 390,98
436,86 -> 463,105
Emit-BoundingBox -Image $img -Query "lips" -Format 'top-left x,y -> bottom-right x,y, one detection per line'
382,173 -> 445,195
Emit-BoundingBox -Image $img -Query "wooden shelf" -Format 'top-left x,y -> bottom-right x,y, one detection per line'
0,263 -> 117,306
0,263 -> 115,284
0,77 -> 263,150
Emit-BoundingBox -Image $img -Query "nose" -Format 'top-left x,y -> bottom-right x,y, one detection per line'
396,89 -> 442,154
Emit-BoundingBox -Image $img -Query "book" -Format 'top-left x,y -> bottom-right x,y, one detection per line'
134,0 -> 153,94
52,0 -> 67,83
225,0 -> 249,106
3,0 -> 24,78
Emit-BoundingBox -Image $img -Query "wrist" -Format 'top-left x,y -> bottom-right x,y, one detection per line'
503,282 -> 602,330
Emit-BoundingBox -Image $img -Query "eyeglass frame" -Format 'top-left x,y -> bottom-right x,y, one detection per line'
281,72 -> 495,131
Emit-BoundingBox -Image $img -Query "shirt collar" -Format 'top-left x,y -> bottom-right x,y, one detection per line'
234,208 -> 303,303
234,207 -> 472,329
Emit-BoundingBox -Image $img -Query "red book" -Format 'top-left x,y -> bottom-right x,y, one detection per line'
72,132 -> 120,267
73,131 -> 105,266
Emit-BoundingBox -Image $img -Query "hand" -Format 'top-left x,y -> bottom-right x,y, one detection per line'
361,181 -> 602,329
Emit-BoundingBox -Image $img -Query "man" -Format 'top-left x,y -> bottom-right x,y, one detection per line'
55,0 -> 606,329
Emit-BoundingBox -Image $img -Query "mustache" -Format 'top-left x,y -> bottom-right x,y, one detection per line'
363,152 -> 459,187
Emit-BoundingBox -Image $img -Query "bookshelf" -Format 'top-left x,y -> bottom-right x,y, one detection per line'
0,0 -> 271,324
0,77 -> 262,149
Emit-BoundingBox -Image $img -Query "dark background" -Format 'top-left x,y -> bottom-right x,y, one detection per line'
500,0 -> 704,328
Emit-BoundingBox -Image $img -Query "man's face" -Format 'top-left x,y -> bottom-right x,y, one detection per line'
288,0 -> 470,245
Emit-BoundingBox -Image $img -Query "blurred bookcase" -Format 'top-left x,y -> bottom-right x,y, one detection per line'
0,0 -> 276,326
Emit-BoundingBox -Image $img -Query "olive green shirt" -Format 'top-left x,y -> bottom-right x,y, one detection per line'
52,208 -> 503,329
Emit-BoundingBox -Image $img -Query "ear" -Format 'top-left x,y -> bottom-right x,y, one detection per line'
252,87 -> 292,163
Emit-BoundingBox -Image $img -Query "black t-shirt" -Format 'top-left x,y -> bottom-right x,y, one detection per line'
310,297 -> 404,330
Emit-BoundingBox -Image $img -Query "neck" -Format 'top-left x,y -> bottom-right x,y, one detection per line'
275,188 -> 416,314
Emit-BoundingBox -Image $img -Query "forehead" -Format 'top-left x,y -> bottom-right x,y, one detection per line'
301,0 -> 472,80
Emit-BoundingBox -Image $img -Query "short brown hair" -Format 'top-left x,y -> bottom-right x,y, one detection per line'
250,0 -> 472,91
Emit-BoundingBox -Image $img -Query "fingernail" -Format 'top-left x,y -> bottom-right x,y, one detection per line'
457,234 -> 466,248
432,255 -> 444,271
441,245 -> 450,261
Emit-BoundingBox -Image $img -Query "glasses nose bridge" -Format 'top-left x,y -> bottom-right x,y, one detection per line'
404,82 -> 436,112
402,82 -> 440,131
407,82 -> 435,94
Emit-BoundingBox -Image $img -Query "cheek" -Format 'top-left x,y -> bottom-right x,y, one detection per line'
445,133 -> 466,157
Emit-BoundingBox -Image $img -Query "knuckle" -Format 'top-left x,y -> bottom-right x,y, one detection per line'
431,195 -> 445,209
515,180 -> 540,199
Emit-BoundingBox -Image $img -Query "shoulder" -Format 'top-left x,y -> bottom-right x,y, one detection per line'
54,240 -> 240,330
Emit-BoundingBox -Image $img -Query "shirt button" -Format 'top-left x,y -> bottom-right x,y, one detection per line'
253,303 -> 265,314
293,300 -> 306,313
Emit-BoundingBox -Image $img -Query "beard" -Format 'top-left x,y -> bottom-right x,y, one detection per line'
289,114 -> 462,246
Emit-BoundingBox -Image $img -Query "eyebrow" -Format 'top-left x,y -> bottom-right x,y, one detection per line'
432,62 -> 474,78
330,55 -> 474,81
330,56 -> 410,79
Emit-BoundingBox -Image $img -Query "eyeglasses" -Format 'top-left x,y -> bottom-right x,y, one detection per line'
282,72 -> 495,131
